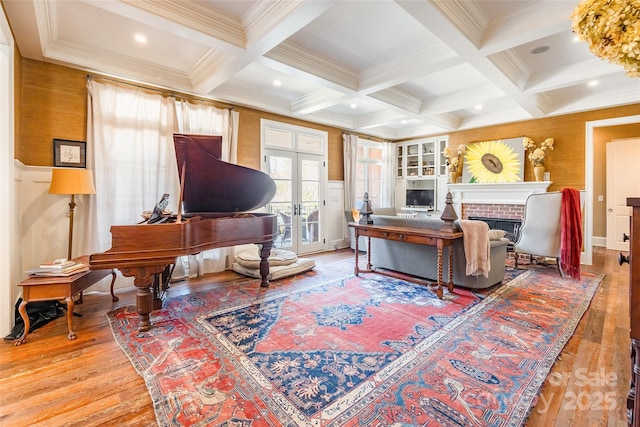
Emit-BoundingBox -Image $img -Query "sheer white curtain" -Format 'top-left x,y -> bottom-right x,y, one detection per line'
342,133 -> 358,212
84,80 -> 178,291
381,141 -> 396,207
174,100 -> 240,276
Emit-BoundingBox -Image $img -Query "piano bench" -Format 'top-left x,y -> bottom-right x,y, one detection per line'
15,267 -> 117,345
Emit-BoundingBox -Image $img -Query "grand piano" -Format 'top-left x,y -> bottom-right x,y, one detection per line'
90,134 -> 277,331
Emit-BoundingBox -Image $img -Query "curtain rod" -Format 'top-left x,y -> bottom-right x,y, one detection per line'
86,74 -> 234,109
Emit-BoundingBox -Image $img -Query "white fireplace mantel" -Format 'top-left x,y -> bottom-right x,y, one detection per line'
447,181 -> 552,213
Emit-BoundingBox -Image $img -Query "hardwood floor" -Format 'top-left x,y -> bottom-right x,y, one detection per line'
0,247 -> 629,426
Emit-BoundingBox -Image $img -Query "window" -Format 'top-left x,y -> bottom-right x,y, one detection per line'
356,138 -> 383,208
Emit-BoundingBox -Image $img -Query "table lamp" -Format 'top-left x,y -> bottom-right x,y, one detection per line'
49,168 -> 96,260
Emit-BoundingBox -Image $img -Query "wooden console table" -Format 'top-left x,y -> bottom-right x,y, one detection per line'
16,259 -> 117,345
349,222 -> 463,299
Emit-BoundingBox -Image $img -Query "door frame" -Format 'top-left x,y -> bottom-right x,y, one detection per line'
606,138 -> 639,250
585,114 -> 640,265
264,149 -> 326,254
260,120 -> 328,255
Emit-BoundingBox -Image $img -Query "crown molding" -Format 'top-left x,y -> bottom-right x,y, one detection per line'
44,40 -> 193,90
358,44 -> 461,94
353,110 -> 405,130
121,0 -> 245,48
481,2 -> 575,54
188,49 -> 237,91
368,88 -> 422,115
489,50 -> 529,90
266,41 -> 359,91
420,85 -> 504,115
429,0 -> 487,48
290,88 -> 346,116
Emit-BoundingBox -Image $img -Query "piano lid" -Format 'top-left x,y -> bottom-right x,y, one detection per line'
173,134 -> 276,213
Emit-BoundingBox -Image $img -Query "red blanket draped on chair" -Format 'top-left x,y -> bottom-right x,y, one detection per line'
560,188 -> 583,280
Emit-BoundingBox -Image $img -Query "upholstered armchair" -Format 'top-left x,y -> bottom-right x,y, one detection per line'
513,190 -> 585,272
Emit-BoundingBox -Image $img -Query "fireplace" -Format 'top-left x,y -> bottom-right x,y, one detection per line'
448,182 -> 551,252
469,216 -> 522,249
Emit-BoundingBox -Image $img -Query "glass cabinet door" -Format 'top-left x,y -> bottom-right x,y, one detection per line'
396,145 -> 404,178
421,141 -> 436,176
406,143 -> 419,177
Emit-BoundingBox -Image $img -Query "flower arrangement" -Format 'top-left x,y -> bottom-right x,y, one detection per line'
523,137 -> 554,167
443,144 -> 466,173
571,0 -> 640,78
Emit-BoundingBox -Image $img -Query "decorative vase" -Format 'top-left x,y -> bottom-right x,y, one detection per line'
449,171 -> 458,183
533,165 -> 545,182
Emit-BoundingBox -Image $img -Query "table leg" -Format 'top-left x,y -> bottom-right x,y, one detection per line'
259,241 -> 272,288
109,270 -> 118,302
436,245 -> 444,299
354,231 -> 360,276
447,245 -> 455,292
66,296 -> 77,340
366,237 -> 372,271
15,300 -> 30,346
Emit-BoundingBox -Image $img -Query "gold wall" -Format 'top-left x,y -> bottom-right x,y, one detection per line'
18,59 -> 87,165
16,59 -> 640,237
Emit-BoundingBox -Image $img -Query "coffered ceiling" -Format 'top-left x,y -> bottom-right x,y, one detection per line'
3,0 -> 639,140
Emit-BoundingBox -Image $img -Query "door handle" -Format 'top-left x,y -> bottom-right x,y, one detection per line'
618,252 -> 630,265
623,233 -> 630,242
608,208 -> 612,212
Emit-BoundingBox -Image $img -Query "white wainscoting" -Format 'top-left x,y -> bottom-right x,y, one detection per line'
15,161 -> 117,293
326,181 -> 349,250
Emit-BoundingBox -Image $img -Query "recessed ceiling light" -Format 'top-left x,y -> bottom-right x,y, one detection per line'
531,46 -> 550,54
475,104 -> 483,110
588,80 -> 599,87
134,33 -> 147,44
273,79 -> 282,87
573,35 -> 581,43
401,120 -> 407,124
350,103 -> 357,109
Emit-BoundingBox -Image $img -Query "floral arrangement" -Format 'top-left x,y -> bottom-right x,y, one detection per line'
443,144 -> 466,173
523,137 -> 554,167
571,0 -> 640,77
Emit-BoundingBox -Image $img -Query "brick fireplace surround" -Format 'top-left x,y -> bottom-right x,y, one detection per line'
448,182 -> 552,221
462,203 -> 524,220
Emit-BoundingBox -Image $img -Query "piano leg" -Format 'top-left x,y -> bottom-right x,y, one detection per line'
258,241 -> 273,288
121,266 -> 166,332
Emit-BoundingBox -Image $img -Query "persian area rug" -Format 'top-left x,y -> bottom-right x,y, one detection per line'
108,264 -> 603,427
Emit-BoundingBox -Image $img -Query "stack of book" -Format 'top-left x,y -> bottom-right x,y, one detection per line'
27,259 -> 90,277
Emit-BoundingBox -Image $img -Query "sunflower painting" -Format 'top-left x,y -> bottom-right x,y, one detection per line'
462,138 -> 523,183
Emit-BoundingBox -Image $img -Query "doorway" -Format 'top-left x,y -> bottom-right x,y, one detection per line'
266,150 -> 324,254
585,114 -> 640,265
261,120 -> 327,255
606,138 -> 640,251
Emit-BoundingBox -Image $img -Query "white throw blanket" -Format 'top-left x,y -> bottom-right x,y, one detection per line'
458,220 -> 491,277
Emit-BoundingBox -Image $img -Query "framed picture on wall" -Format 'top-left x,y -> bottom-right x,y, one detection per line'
461,136 -> 525,183
53,139 -> 86,168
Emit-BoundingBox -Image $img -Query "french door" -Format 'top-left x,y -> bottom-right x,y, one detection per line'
265,150 -> 324,255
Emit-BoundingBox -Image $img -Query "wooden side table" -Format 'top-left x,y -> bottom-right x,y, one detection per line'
16,264 -> 117,345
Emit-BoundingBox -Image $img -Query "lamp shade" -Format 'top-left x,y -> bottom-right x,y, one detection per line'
49,168 -> 96,195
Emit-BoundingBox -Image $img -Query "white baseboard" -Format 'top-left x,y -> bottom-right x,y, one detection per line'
592,236 -> 606,247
